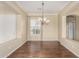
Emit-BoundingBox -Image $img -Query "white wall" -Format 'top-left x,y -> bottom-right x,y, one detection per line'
43,15 -> 58,41
59,2 -> 79,57
75,16 -> 79,41
28,15 -> 58,41
0,37 -> 26,58
0,15 -> 16,43
0,2 -> 28,58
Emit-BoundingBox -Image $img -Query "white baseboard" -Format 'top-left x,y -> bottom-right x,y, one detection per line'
27,39 -> 58,41
60,42 -> 79,57
5,40 -> 27,58
5,39 -> 58,58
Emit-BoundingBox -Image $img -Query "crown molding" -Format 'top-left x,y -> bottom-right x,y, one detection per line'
59,2 -> 79,15
28,13 -> 58,16
5,2 -> 28,15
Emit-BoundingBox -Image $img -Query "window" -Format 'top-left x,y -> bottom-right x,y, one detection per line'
30,19 -> 41,35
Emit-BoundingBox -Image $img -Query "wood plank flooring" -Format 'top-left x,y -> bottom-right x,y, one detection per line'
8,41 -> 77,58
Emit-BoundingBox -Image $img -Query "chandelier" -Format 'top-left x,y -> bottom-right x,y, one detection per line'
39,1 -> 50,25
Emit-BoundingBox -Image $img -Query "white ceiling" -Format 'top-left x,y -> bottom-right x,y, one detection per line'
16,1 -> 71,15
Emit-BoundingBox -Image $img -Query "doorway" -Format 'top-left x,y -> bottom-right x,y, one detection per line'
66,15 -> 76,40
28,17 -> 41,41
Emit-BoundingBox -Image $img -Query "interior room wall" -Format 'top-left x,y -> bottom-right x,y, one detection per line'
43,15 -> 58,41
58,2 -> 79,57
75,16 -> 79,41
27,15 -> 58,41
0,2 -> 28,57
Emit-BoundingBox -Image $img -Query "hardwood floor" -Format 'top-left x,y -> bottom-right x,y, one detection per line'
8,41 -> 77,58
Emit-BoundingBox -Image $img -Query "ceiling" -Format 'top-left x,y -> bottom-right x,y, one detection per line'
16,1 -> 71,15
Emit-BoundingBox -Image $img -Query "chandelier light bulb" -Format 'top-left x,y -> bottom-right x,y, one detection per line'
43,17 -> 47,22
46,20 -> 50,23
38,17 -> 50,24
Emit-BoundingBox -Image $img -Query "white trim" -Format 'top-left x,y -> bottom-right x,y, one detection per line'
4,40 -> 27,58
60,42 -> 78,57
5,2 -> 27,15
28,13 -> 58,16
27,39 -> 58,41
